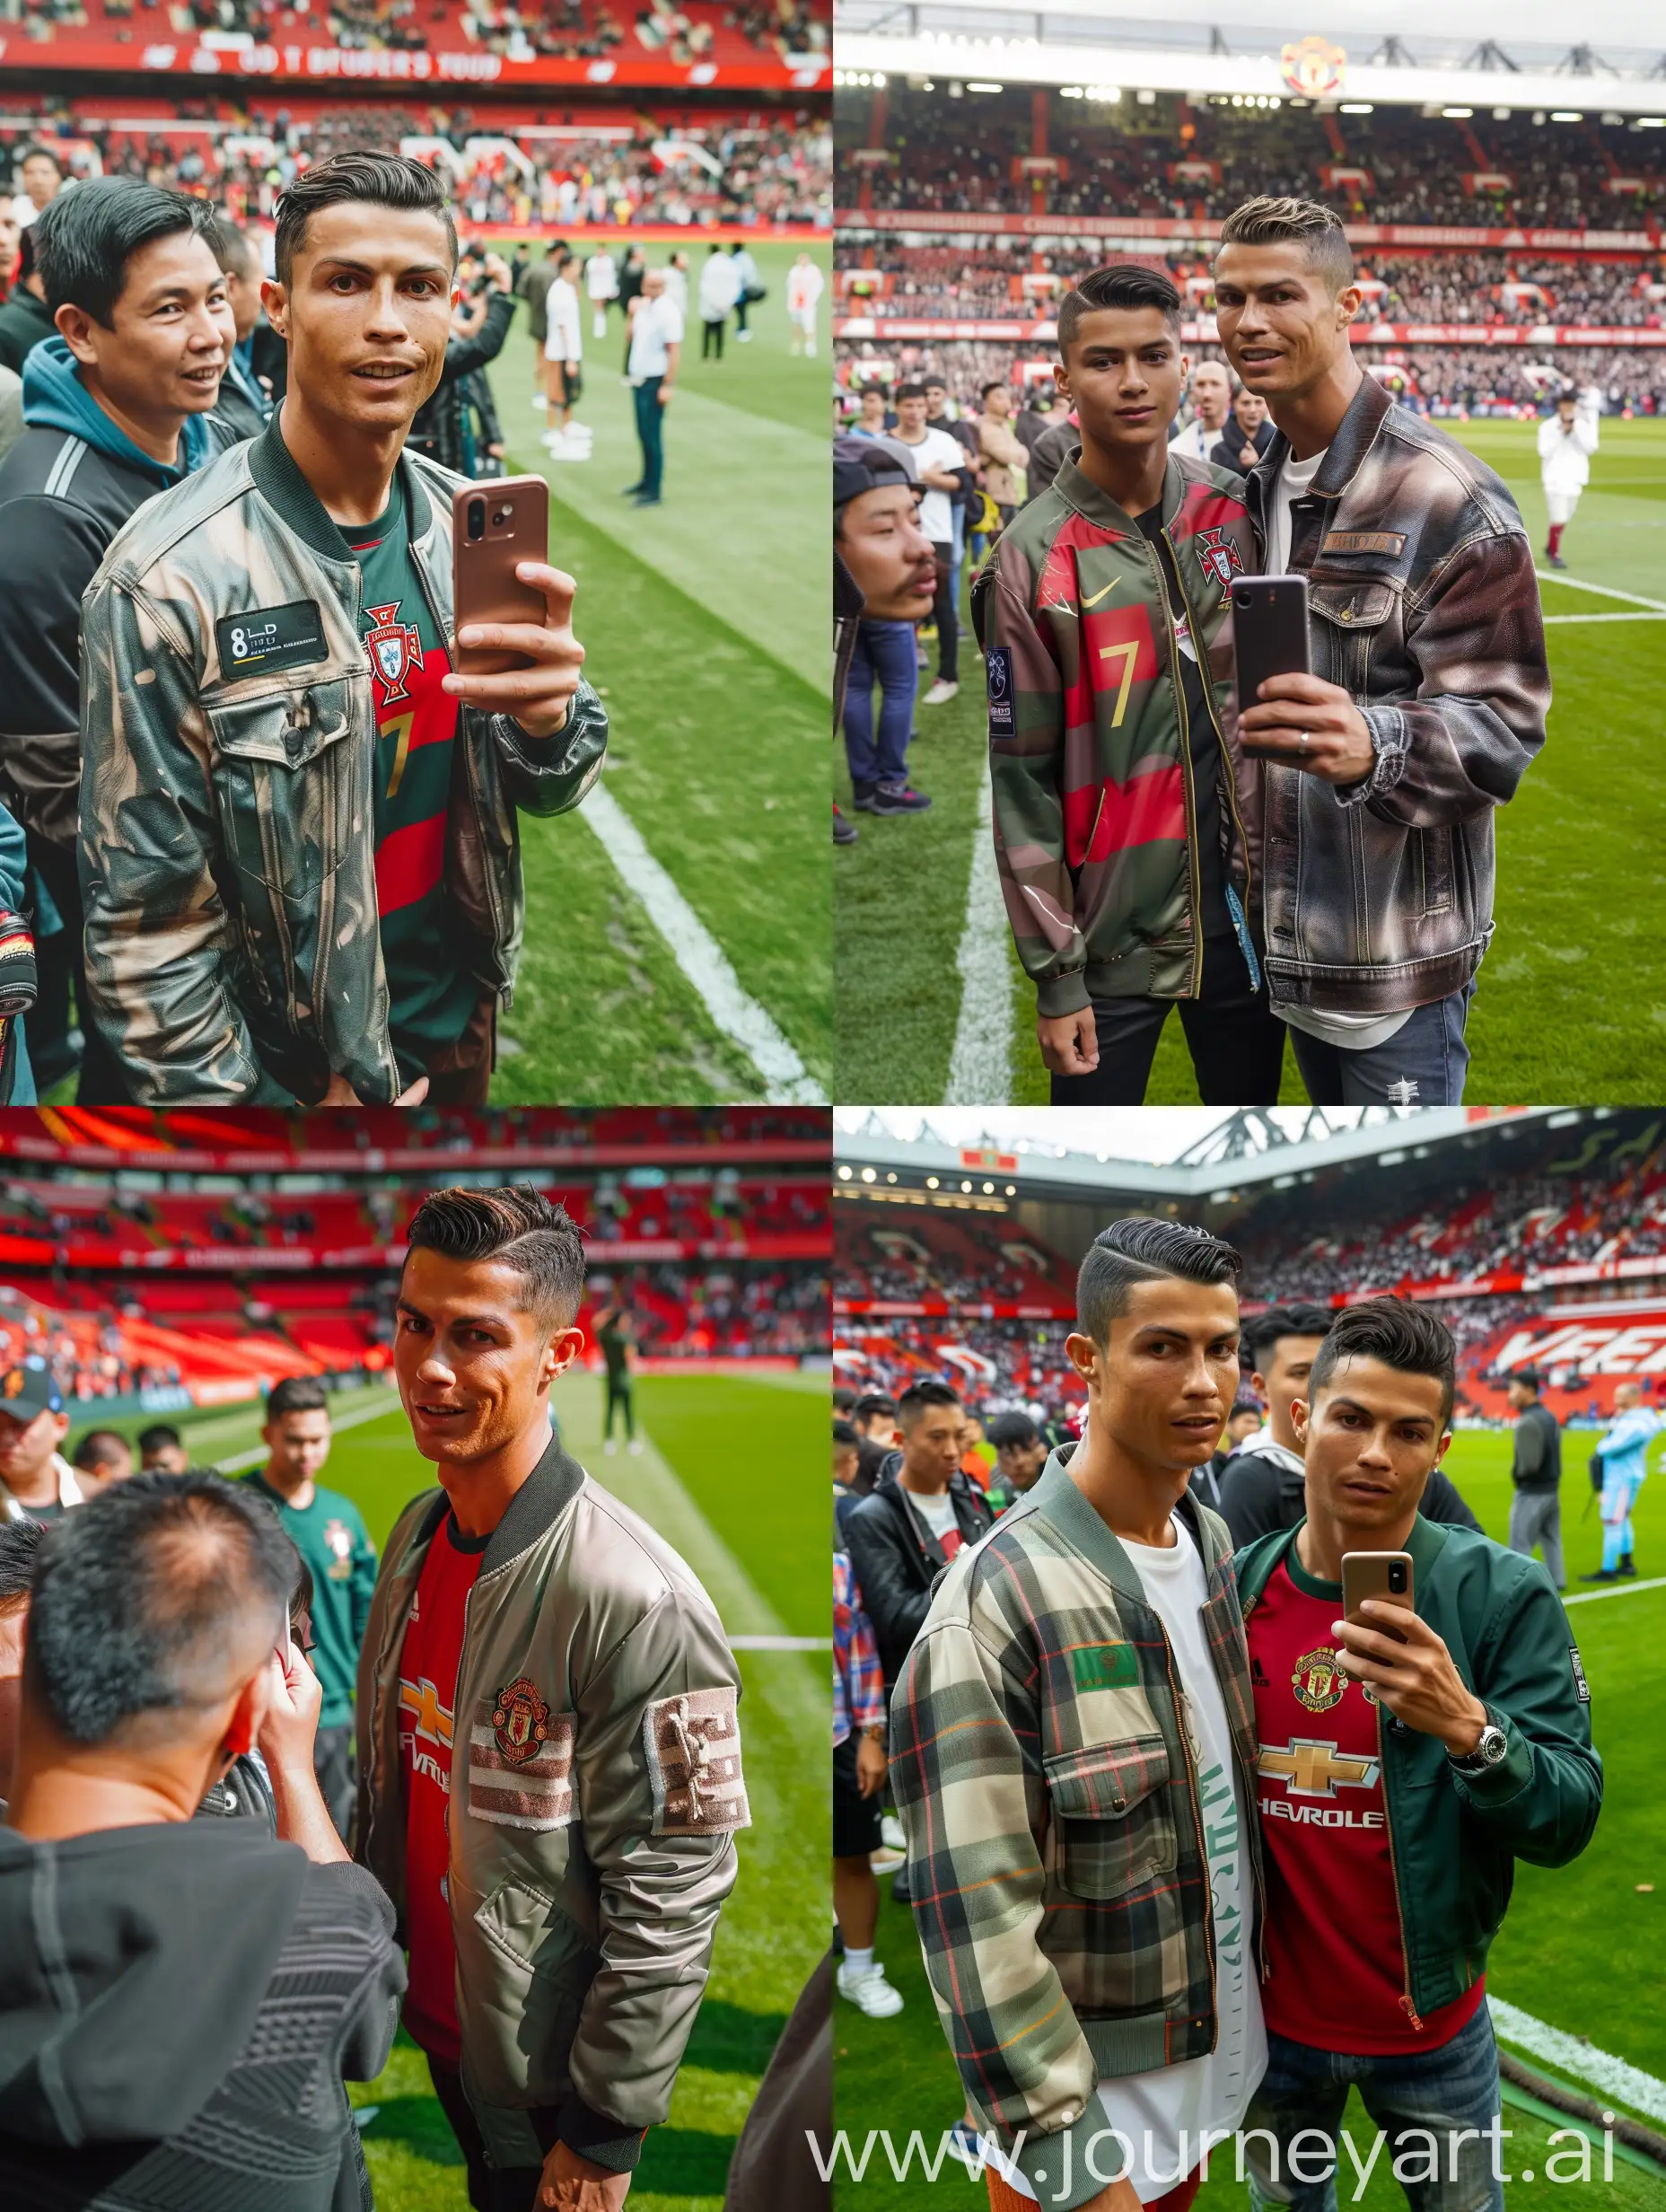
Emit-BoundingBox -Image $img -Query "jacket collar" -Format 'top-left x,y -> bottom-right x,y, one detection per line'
1026,1444 -> 1226,1607
1250,368 -> 1395,523
247,406 -> 424,572
1237,1507 -> 1451,1604
1051,451 -> 1188,540
395,1426 -> 588,1580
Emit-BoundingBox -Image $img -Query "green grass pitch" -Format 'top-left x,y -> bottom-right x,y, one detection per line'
833,417 -> 1666,1105
831,1431 -> 1666,2209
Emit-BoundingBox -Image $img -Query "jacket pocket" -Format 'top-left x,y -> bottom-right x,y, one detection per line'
468,1874 -> 599,2104
205,678 -> 358,898
1044,1734 -> 1174,1901
1308,581 -> 1399,697
1416,826 -> 1454,917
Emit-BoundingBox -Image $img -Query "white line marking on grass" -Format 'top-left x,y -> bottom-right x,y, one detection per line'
579,782 -> 826,1105
1535,570 -> 1666,611
944,763 -> 1013,1105
214,1389 -> 400,1473
1563,1574 -> 1666,1606
1542,610 -> 1666,624
729,1634 -> 832,1650
1489,1998 -> 1666,2125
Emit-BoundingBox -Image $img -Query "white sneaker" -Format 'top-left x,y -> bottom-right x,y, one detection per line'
543,434 -> 589,462
605,1438 -> 618,1454
628,1438 -> 644,1455
530,391 -> 547,409
881,1813 -> 906,1852
922,680 -> 960,706
837,1961 -> 904,2017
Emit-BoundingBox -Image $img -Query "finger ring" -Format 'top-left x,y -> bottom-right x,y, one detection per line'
1300,731 -> 1311,748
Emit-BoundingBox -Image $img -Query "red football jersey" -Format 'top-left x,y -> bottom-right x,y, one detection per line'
1248,1553 -> 1486,2053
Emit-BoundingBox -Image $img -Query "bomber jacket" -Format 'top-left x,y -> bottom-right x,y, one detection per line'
972,452 -> 1262,1015
888,1452 -> 1264,2210
1243,374 -> 1550,1018
355,1432 -> 746,2177
77,412 -> 607,1106
1235,1513 -> 1602,2023
843,1463 -> 995,1692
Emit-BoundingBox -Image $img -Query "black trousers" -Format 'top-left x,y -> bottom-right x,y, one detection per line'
927,540 -> 958,682
23,829 -> 127,1103
426,2058 -> 557,2212
604,1373 -> 635,1439
1048,935 -> 1285,1105
701,316 -> 724,357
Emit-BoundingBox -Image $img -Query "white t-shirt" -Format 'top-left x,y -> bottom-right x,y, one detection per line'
787,259 -> 825,313
904,1486 -> 959,1545
1266,443 -> 1324,577
896,423 -> 965,544
998,1514 -> 1265,2203
543,277 -> 583,364
1170,416 -> 1227,463
627,295 -> 685,381
1538,414 -> 1595,495
698,252 -> 740,320
585,251 -> 618,303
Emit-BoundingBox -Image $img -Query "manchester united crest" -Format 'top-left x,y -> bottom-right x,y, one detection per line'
1197,527 -> 1244,588
491,1674 -> 551,1767
364,601 -> 422,706
1291,1645 -> 1346,1713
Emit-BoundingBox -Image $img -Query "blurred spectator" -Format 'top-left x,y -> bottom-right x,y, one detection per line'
0,1367 -> 79,1521
70,1426 -> 133,1497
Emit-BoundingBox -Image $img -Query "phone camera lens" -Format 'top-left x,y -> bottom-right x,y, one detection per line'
467,499 -> 486,541
1390,1564 -> 1406,1592
1235,590 -> 1250,609
492,505 -> 513,527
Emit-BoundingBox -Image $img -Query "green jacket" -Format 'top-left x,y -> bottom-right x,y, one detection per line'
1234,1513 -> 1602,2023
77,415 -> 608,1105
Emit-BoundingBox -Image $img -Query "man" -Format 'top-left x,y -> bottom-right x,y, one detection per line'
728,241 -> 761,342
1214,197 -> 1549,1105
924,373 -> 978,629
835,436 -> 936,817
137,1422 -> 189,1475
848,1392 -> 899,1495
1199,1395 -> 1262,1505
786,249 -> 824,356
1220,1303 -> 1479,1548
974,378 -> 1030,527
10,145 -> 64,229
0,223 -> 53,373
974,264 -> 1285,1107
208,215 -> 274,440
1539,387 -> 1596,571
584,241 -> 618,341
0,1368 -> 82,1521
1583,1379 -> 1658,1583
70,1426 -> 134,1497
542,250 -> 589,461
697,240 -> 738,359
0,1470 -> 405,2211
834,1416 -> 863,1545
1234,1298 -> 1601,2212
1210,382 -> 1275,477
890,1219 -> 1265,2212
1506,1366 -> 1564,1589
356,1183 -> 747,2211
0,1517 -> 42,1809
593,1292 -> 642,1454
0,180 -> 237,1104
985,1407 -> 1047,1513
78,151 -> 608,1109
891,381 -> 969,708
1168,357 -> 1233,461
848,382 -> 891,439
832,1544 -> 902,2017
407,246 -> 516,478
663,250 -> 689,319
243,1376 -> 379,1839
0,207 -> 18,301
0,360 -> 20,468
625,264 -> 681,507
518,238 -> 559,406
617,246 -> 645,371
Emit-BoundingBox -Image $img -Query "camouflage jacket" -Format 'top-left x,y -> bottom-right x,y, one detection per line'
971,453 -> 1262,1015
888,1452 -> 1265,2207
1242,373 -> 1550,1017
78,415 -> 607,1105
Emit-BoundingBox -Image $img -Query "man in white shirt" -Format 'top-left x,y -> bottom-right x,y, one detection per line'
626,266 -> 682,506
584,245 -> 618,339
891,381 -> 969,705
1167,359 -> 1233,462
697,241 -> 739,360
541,250 -> 589,461
1537,389 -> 1597,570
787,250 -> 825,356
662,250 -> 689,318
10,145 -> 64,230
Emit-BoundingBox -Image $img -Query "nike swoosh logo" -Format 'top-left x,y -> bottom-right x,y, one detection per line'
1081,579 -> 1122,607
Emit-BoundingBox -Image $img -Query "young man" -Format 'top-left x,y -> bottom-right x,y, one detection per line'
10,143 -> 64,229
974,264 -> 1284,1107
1209,383 -> 1274,477
1505,1367 -> 1564,1589
1538,388 -> 1596,570
593,1293 -> 641,1454
890,1219 -> 1266,2212
890,381 -> 968,707
542,250 -> 589,461
1583,1379 -> 1658,1582
975,378 -> 1030,527
1233,1298 -> 1601,2212
0,1517 -> 42,1811
70,1426 -> 134,1497
832,1545 -> 903,2017
0,222 -> 54,373
0,1367 -> 81,1521
243,1375 -> 379,1839
0,180 -> 237,1103
849,382 -> 891,439
137,1422 -> 189,1475
985,1407 -> 1048,1512
208,215 -> 274,440
834,436 -> 937,818
697,240 -> 738,359
356,1185 -> 747,2211
77,152 -> 608,1109
786,249 -> 824,356
584,242 -> 618,341
1167,359 -> 1233,462
625,264 -> 680,506
517,238 -> 558,407
834,1415 -> 863,1545
728,240 -> 759,342
1214,197 -> 1550,1105
848,1391 -> 900,1495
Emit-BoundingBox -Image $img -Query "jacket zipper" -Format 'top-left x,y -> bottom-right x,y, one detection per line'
1377,1698 -> 1425,2032
1164,528 -> 1254,927
1142,533 -> 1204,997
1159,1637 -> 1217,2046
1085,784 -> 1107,865
1233,1593 -> 1271,1981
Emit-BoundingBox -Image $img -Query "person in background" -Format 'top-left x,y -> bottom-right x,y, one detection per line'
625,264 -> 681,506
848,382 -> 891,439
1506,1368 -> 1564,1590
786,250 -> 824,356
541,248 -> 588,461
517,237 -> 558,410
137,1423 -> 189,1475
1197,1395 -> 1262,1507
1538,386 -> 1596,570
698,239 -> 739,359
835,436 -> 937,820
584,241 -> 618,341
617,243 -> 645,370
0,223 -> 53,373
890,381 -> 968,709
984,1409 -> 1047,1514
207,216 -> 274,439
0,1369 -> 81,1522
923,372 -> 977,632
849,1393 -> 899,1495
0,1516 -> 42,1811
0,361 -> 20,466
974,378 -> 1029,530
663,249 -> 689,319
832,1545 -> 903,2018
593,1292 -> 642,1455
1209,382 -> 1275,477
242,1376 -> 379,1841
1169,357 -> 1233,461
834,1417 -> 863,1546
957,1410 -> 991,1488
1583,1379 -> 1658,1583
729,238 -> 760,342
9,144 -> 65,230
70,1427 -> 134,1497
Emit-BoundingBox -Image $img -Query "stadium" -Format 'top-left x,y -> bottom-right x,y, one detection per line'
0,1103 -> 829,2212
829,3 -> 1666,1107
0,3 -> 831,1108
833,1103 -> 1666,2210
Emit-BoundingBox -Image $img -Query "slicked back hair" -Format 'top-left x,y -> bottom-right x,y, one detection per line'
405,1183 -> 585,1332
897,1377 -> 961,1429
32,176 -> 219,328
24,1471 -> 296,1746
267,1374 -> 329,1421
1308,1297 -> 1456,1429
1243,1302 -> 1336,1372
1217,195 -> 1354,298
1057,262 -> 1182,357
273,149 -> 457,288
1077,1217 -> 1242,1348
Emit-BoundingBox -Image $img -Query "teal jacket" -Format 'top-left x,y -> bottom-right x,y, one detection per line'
1234,1513 -> 1602,2023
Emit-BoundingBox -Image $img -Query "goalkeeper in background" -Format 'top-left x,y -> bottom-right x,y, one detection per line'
1582,1380 -> 1659,1584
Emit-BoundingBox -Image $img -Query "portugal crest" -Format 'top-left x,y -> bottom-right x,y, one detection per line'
491,1674 -> 552,1767
1291,1645 -> 1346,1713
364,601 -> 422,705
1197,527 -> 1244,588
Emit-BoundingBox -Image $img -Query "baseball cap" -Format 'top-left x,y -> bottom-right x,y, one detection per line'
833,433 -> 922,517
0,1366 -> 63,1419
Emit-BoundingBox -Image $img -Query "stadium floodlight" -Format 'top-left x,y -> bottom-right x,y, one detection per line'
1442,104 -> 1475,114
1494,103 -> 1513,115
1639,114 -> 1666,124
1341,100 -> 1375,110
861,1167 -> 876,1182
967,79 -> 1004,91
926,1176 -> 940,1189
837,1165 -> 852,1180
1551,108 -> 1583,118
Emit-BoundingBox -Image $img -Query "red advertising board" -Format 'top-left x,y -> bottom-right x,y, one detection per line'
835,207 -> 1659,252
836,316 -> 1666,347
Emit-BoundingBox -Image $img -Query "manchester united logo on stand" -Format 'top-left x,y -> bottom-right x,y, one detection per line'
491,1674 -> 551,1766
364,601 -> 422,706
1291,1645 -> 1346,1712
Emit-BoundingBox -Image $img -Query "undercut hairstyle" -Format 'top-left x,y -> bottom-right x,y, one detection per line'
897,1377 -> 961,1428
987,1410 -> 1039,1452
1218,196 -> 1354,297
72,1427 -> 131,1472
892,380 -> 927,402
1308,1297 -> 1456,1429
1057,262 -> 1182,356
1076,1216 -> 1243,1347
24,1471 -> 297,1747
137,1423 -> 183,1456
405,1183 -> 585,1331
267,1374 -> 329,1421
273,149 -> 458,288
0,1517 -> 44,1613
1243,1302 -> 1337,1372
32,177 -> 219,328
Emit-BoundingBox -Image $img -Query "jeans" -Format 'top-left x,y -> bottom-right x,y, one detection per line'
1287,982 -> 1473,1106
843,619 -> 917,789
632,373 -> 665,496
25,828 -> 127,1103
1600,1472 -> 1640,1569
1242,2003 -> 1504,2212
1507,1488 -> 1565,1586
605,1373 -> 635,1439
928,540 -> 958,682
1049,935 -> 1285,1104
949,500 -> 966,616
701,315 -> 724,357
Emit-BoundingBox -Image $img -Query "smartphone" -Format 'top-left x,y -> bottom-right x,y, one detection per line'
452,476 -> 549,677
1341,1550 -> 1415,1643
1231,575 -> 1311,747
276,1609 -> 293,1672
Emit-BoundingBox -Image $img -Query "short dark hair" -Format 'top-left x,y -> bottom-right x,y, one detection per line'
72,1427 -> 130,1472
25,1471 -> 296,1747
137,1423 -> 183,1455
1308,1297 -> 1456,1428
980,379 -> 1006,400
405,1183 -> 584,1330
853,1392 -> 897,1423
32,177 -> 219,328
273,150 -> 457,288
897,1377 -> 961,1426
267,1375 -> 329,1421
1511,1368 -> 1542,1395
1077,1217 -> 1242,1347
1217,196 -> 1354,297
1243,1302 -> 1336,1372
833,1418 -> 859,1451
892,380 -> 927,402
987,1410 -> 1039,1452
1057,263 -> 1182,356
19,144 -> 63,175
0,1518 -> 43,1612
207,213 -> 260,277
833,1387 -> 857,1415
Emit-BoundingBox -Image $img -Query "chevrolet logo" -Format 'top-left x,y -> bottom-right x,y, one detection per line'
1257,1737 -> 1380,1798
399,1675 -> 454,1749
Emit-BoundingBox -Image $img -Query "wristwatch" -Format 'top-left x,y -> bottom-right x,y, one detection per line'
1450,1710 -> 1509,1773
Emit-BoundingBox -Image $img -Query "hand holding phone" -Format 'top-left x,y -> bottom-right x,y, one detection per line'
452,478 -> 550,677
1340,1550 -> 1415,1642
1231,575 -> 1311,743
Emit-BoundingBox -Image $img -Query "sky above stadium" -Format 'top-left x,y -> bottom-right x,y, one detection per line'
831,1108 -> 1382,1162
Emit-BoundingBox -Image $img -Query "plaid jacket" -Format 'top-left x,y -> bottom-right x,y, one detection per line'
834,1548 -> 885,1748
889,1452 -> 1264,2205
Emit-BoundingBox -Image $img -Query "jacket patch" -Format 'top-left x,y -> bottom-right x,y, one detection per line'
1569,1645 -> 1590,1703
1195,526 -> 1244,587
986,646 -> 1015,733
1320,531 -> 1407,558
1072,1641 -> 1138,1692
214,601 -> 329,680
467,1695 -> 575,1830
644,1687 -> 750,1836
